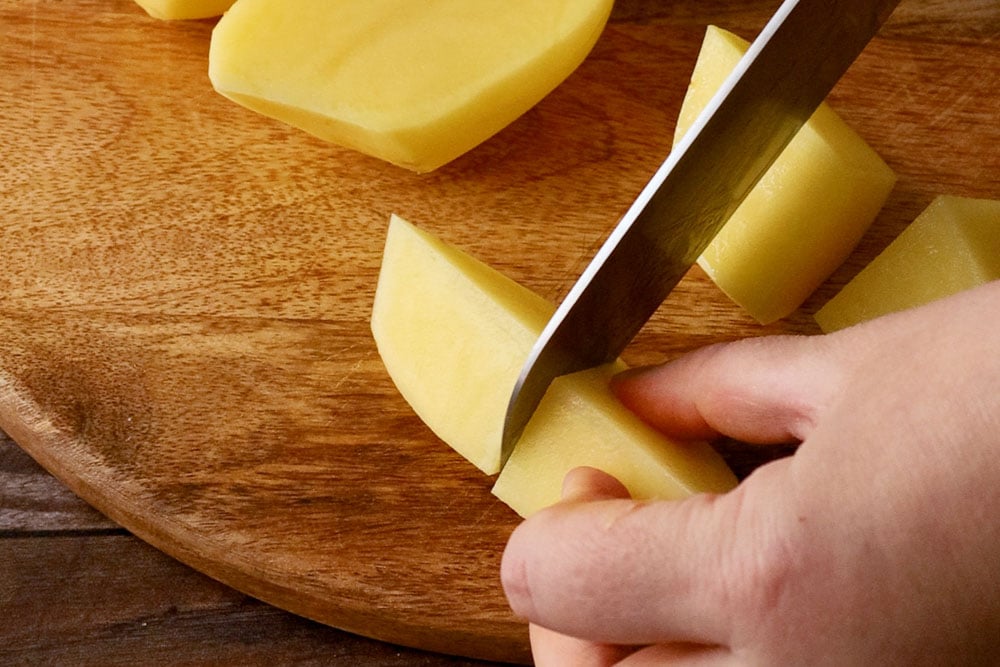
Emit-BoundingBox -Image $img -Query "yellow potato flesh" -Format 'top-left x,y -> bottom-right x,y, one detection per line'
208,0 -> 613,172
815,196 -> 1000,332
133,0 -> 234,20
371,216 -> 737,516
371,215 -> 552,475
675,27 -> 897,324
492,365 -> 738,517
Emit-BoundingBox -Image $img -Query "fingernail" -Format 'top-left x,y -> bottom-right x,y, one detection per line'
609,364 -> 658,395
561,466 -> 630,502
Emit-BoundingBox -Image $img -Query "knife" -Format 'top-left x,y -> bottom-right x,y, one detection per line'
501,0 -> 900,467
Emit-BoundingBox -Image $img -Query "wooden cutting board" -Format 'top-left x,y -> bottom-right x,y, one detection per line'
2,0 -> 997,662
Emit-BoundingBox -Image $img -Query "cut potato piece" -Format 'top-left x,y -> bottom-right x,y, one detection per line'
492,364 -> 738,517
372,215 -> 552,475
815,195 -> 1000,332
133,0 -> 234,20
675,26 -> 897,324
371,215 -> 737,516
209,0 -> 614,172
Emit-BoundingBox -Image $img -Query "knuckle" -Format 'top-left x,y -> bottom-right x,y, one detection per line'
721,478 -> 802,624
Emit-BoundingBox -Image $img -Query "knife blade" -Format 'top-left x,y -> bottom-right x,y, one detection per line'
501,0 -> 900,467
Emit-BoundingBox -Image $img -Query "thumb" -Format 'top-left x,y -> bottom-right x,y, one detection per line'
522,468 -> 642,666
501,475 -> 780,647
612,334 -> 839,443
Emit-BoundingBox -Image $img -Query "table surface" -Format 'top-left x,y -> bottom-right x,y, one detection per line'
3,0 -> 997,664
0,429 -> 506,666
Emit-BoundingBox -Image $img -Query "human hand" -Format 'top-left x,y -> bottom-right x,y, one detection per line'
501,280 -> 1000,665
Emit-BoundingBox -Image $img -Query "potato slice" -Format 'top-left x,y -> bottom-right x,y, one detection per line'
815,195 -> 1000,332
208,0 -> 614,172
133,0 -> 234,20
492,364 -> 737,517
371,215 -> 736,517
675,27 -> 897,324
371,215 -> 551,475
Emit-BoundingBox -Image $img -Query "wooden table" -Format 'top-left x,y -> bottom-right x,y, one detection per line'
2,0 -> 996,664
0,428 -> 502,665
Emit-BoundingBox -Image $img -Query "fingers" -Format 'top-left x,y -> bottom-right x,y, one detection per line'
506,333 -> 847,655
527,469 -> 640,666
612,282 -> 1000,446
520,469 -> 736,664
561,466 -> 631,502
529,628 -> 732,667
611,334 -> 839,444
617,642 -> 734,666
529,624 -> 637,667
502,486 -> 750,647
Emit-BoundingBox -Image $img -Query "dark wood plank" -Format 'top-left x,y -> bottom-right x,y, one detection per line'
1,429 -> 118,533
0,529 -> 502,666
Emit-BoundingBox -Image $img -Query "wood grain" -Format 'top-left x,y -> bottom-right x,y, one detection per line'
1,431 -> 502,666
1,0 -> 997,663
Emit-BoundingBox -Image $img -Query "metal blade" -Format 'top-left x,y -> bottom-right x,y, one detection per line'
501,0 -> 900,467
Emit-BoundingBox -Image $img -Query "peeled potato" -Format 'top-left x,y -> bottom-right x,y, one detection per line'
209,0 -> 614,171
133,0 -> 234,20
676,26 -> 897,324
815,195 -> 1000,332
371,215 -> 736,517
